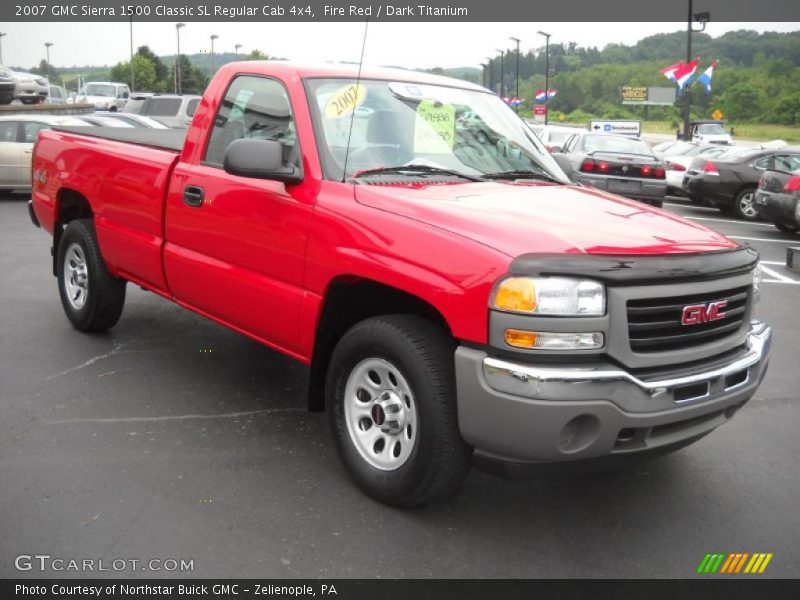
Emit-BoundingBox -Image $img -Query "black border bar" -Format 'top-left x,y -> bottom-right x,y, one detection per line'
6,579 -> 800,600
4,0 -> 800,22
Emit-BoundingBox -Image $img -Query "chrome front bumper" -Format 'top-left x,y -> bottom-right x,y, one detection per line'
454,321 -> 771,464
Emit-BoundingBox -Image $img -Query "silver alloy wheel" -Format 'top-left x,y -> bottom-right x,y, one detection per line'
63,242 -> 89,310
344,357 -> 418,471
739,192 -> 757,218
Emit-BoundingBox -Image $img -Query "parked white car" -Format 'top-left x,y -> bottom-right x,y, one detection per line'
75,82 -> 131,111
663,144 -> 729,196
0,115 -> 91,191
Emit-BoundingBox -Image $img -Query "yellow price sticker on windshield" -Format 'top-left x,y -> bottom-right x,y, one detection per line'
324,84 -> 367,119
414,100 -> 455,153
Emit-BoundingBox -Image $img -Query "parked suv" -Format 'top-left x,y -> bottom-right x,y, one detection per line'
76,82 -> 131,111
134,94 -> 201,128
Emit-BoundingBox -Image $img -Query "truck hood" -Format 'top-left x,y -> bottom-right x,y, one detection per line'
355,181 -> 736,257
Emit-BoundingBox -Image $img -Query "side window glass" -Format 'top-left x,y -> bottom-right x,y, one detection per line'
754,157 -> 771,170
23,122 -> 48,143
774,155 -> 800,172
204,76 -> 297,168
186,98 -> 200,117
0,121 -> 18,142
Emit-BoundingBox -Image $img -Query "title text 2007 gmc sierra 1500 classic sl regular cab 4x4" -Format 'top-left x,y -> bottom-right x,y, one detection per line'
29,63 -> 771,506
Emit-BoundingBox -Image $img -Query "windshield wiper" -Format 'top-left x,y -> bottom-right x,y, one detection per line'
352,165 -> 484,182
482,169 -> 563,184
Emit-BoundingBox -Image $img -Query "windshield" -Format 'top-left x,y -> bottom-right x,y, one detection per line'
306,78 -> 568,182
697,123 -> 726,135
582,135 -> 653,156
85,84 -> 116,97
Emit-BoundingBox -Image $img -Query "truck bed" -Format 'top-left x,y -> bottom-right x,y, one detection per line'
53,125 -> 186,152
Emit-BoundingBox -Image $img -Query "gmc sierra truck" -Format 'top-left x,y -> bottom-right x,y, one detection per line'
29,62 -> 771,506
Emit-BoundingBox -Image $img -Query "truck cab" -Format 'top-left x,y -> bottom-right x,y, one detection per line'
29,62 -> 771,506
76,81 -> 131,112
691,119 -> 733,145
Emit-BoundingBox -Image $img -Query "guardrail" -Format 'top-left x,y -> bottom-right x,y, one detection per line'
0,103 -> 95,116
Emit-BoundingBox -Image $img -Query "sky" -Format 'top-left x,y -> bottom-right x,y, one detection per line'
1,21 -> 798,72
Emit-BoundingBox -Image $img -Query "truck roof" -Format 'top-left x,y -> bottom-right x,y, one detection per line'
222,61 -> 488,93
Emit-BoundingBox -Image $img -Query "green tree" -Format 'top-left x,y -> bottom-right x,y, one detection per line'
171,55 -> 209,95
109,55 -> 157,91
32,59 -> 60,83
720,82 -> 767,121
136,46 -> 169,86
245,49 -> 268,61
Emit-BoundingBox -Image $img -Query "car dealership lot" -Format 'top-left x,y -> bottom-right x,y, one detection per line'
1,192 -> 798,579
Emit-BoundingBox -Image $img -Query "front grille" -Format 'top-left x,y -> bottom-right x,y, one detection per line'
627,286 -> 749,353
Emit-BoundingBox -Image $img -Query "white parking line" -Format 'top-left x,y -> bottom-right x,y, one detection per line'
664,202 -> 715,211
684,215 -> 776,228
729,235 -> 798,244
759,263 -> 800,285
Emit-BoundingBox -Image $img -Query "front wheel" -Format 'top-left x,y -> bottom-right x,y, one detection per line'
57,219 -> 126,332
732,188 -> 759,220
326,315 -> 471,506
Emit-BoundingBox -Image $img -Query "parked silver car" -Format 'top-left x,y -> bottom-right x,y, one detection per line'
0,115 -> 91,191
12,70 -> 49,104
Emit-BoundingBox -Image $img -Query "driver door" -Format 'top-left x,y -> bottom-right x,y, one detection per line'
163,75 -> 313,356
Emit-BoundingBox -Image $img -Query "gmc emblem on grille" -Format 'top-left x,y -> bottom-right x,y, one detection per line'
681,300 -> 728,325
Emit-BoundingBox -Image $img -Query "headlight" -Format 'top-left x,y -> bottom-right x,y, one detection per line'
490,277 -> 606,316
35,78 -> 47,86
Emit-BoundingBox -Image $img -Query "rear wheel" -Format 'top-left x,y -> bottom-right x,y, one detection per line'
732,187 -> 759,221
57,219 -> 126,332
326,315 -> 471,506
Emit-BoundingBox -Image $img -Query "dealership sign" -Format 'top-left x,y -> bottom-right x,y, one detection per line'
620,86 -> 676,106
589,120 -> 642,137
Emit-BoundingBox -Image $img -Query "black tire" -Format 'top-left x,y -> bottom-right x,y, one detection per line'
732,187 -> 759,221
57,219 -> 126,332
774,222 -> 797,234
326,315 -> 472,506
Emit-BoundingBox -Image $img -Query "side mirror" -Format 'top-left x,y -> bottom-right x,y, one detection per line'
551,153 -> 574,179
223,138 -> 302,184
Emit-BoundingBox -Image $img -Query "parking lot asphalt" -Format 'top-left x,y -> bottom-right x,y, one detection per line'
1,191 -> 798,579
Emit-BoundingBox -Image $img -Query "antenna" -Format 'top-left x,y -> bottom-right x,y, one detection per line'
341,18 -> 370,183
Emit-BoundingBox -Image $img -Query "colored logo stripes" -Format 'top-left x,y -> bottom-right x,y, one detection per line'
697,553 -> 773,574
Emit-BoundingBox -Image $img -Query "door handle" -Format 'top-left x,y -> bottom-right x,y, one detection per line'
183,185 -> 205,207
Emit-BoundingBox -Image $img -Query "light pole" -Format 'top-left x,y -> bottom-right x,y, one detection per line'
495,48 -> 505,97
210,34 -> 218,71
537,30 -> 551,125
683,2 -> 710,140
485,57 -> 493,92
129,16 -> 135,91
0,33 -> 6,65
480,63 -> 487,88
175,22 -> 185,94
509,36 -> 520,112
44,42 -> 53,77
235,44 -> 242,56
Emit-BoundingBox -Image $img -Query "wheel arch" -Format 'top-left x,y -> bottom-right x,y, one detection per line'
52,188 -> 93,276
306,276 -> 453,412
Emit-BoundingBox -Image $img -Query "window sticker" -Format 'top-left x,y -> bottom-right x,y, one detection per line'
324,84 -> 367,119
414,99 -> 455,154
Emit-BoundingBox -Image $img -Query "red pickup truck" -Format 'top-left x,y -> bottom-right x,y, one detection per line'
29,63 -> 771,506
